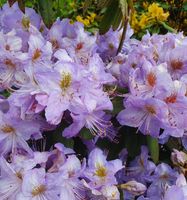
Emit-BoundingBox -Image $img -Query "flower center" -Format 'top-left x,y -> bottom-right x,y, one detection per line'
4,59 -> 16,68
32,49 -> 42,61
109,43 -> 114,50
31,185 -> 46,196
171,60 -> 183,70
147,72 -> 156,87
160,174 -> 169,180
22,16 -> 30,30
95,165 -> 107,178
76,42 -> 83,51
51,39 -> 60,49
145,105 -> 156,115
5,45 -> 10,51
16,172 -> 23,180
60,72 -> 72,90
1,125 -> 15,134
165,94 -> 177,104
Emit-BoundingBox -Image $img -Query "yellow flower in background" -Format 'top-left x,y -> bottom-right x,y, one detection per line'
130,12 -> 142,33
87,13 -> 96,23
147,3 -> 169,22
139,13 -> 149,29
142,2 -> 149,9
76,13 -> 96,27
130,3 -> 170,33
76,15 -> 90,26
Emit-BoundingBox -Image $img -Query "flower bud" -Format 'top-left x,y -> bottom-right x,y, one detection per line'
171,149 -> 187,167
119,180 -> 147,196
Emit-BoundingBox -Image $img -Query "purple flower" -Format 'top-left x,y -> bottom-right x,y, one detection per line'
0,110 -> 42,155
61,24 -> 97,65
84,148 -> 123,190
28,25 -> 52,65
58,155 -> 86,200
164,174 -> 187,200
124,146 -> 156,184
117,97 -> 168,137
158,80 -> 187,138
164,46 -> 187,80
147,163 -> 178,199
0,3 -> 42,50
63,92 -> 114,138
0,30 -> 27,89
128,61 -> 172,98
17,168 -> 59,200
0,157 -> 22,200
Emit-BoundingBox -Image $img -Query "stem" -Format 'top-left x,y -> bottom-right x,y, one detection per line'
116,18 -> 128,55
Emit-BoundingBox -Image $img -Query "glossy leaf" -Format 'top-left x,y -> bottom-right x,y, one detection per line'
119,0 -> 128,18
38,0 -> 55,28
99,0 -> 119,34
147,136 -> 159,164
159,21 -> 177,33
80,128 -> 94,140
97,0 -> 113,9
112,6 -> 123,31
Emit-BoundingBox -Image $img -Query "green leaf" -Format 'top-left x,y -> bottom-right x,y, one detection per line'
182,2 -> 187,11
99,0 -> 119,34
83,0 -> 92,14
159,21 -> 176,33
112,97 -> 124,115
112,7 -> 123,31
147,136 -> 159,164
127,0 -> 134,11
53,133 -> 74,148
119,0 -> 128,18
38,0 -> 55,28
80,128 -> 94,140
97,0 -> 113,9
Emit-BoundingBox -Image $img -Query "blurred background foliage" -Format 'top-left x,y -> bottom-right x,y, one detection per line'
0,0 -> 186,37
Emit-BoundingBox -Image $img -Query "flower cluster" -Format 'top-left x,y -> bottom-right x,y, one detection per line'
0,3 -> 126,199
0,145 -> 123,200
115,31 -> 187,145
121,147 -> 187,200
0,2 -> 187,200
0,2 -> 119,147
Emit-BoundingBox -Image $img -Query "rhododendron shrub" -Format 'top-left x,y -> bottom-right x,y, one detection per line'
0,2 -> 187,200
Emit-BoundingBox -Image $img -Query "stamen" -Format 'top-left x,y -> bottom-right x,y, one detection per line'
76,42 -> 84,51
15,172 -> 23,180
165,94 -> 177,104
86,115 -> 117,142
60,72 -> 72,90
5,45 -> 10,51
108,43 -> 114,50
95,165 -> 107,178
31,185 -> 46,196
22,16 -> 30,30
51,39 -> 60,49
4,59 -> 16,68
145,105 -> 156,115
147,72 -> 156,87
1,125 -> 15,134
171,60 -> 183,70
32,49 -> 42,61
